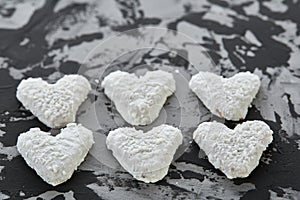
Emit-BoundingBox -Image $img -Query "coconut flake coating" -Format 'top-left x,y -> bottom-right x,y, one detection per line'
101,70 -> 176,125
17,123 -> 94,186
193,121 -> 273,179
189,71 -> 260,121
16,75 -> 91,128
106,124 -> 183,183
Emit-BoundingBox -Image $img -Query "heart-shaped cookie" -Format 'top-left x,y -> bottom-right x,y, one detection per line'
17,123 -> 94,186
16,75 -> 91,128
189,71 -> 260,121
106,124 -> 182,183
101,70 -> 176,125
193,121 -> 273,179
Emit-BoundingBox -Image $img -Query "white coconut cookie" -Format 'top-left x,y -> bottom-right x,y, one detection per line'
106,124 -> 183,183
189,71 -> 260,121
101,70 -> 176,126
17,123 -> 94,186
193,121 -> 273,179
16,75 -> 91,128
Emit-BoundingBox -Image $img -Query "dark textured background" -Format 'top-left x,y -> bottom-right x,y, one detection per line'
0,0 -> 300,199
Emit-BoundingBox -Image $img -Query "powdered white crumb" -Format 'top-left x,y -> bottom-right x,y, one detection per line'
101,70 -> 176,125
17,123 -> 94,186
106,124 -> 182,183
16,75 -> 91,128
189,71 -> 260,121
193,121 -> 273,179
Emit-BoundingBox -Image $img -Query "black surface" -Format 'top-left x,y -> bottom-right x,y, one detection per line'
0,0 -> 300,199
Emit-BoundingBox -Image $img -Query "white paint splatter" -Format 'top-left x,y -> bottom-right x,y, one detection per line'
139,0 -> 189,23
263,0 -> 288,13
246,51 -> 255,57
46,0 -> 125,46
272,20 -> 300,74
19,38 -> 30,46
87,180 -> 197,199
244,30 -> 262,47
253,68 -> 300,137
203,5 -> 236,28
177,21 -> 211,44
0,130 -> 5,137
19,191 -> 25,197
0,192 -> 10,200
270,187 -> 300,200
0,57 -> 8,69
54,0 -> 124,25
0,0 -> 46,29
25,190 -> 75,200
48,38 -> 102,65
227,0 -> 255,6
54,0 -> 90,12
47,71 -> 63,81
243,1 -> 259,15
296,140 -> 300,150
0,143 -> 19,161
9,115 -> 36,122
8,67 -> 28,80
243,1 -> 269,21
169,162 -> 255,199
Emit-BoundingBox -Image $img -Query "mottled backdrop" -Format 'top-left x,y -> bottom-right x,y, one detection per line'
0,0 -> 300,199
